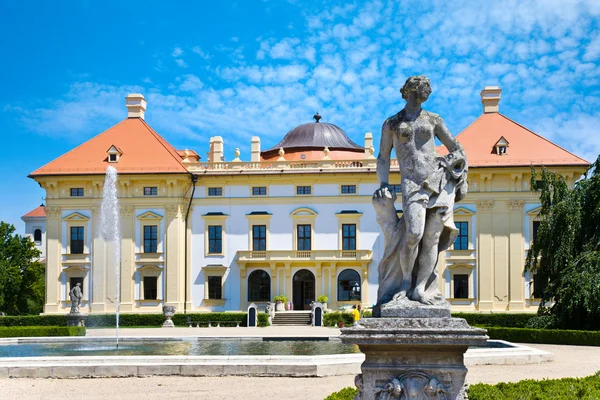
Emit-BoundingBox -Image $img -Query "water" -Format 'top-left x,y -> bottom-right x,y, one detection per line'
0,340 -> 360,358
98,166 -> 121,348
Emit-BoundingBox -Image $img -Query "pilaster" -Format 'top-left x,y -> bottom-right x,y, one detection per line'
119,205 -> 134,312
44,206 -> 61,313
165,204 -> 184,310
476,200 -> 494,311
508,200 -> 525,311
91,206 -> 106,313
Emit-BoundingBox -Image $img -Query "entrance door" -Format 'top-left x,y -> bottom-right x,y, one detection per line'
292,269 -> 315,310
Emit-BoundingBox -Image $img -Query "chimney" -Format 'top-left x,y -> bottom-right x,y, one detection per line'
364,132 -> 375,159
251,136 -> 261,162
480,86 -> 501,114
126,93 -> 147,119
209,136 -> 224,162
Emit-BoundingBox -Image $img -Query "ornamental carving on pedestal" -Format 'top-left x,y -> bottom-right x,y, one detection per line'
372,372 -> 450,400
165,204 -> 181,218
507,200 -> 524,212
45,206 -> 61,219
476,200 -> 494,212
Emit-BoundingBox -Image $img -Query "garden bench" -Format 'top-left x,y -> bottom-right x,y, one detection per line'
186,316 -> 242,328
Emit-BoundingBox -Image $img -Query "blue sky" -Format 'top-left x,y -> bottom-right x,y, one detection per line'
1,0 -> 600,233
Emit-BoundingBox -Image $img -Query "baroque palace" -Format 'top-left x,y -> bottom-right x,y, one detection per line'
23,88 -> 588,315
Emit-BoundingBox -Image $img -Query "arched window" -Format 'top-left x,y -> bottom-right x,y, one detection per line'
338,269 -> 361,301
248,270 -> 271,302
33,229 -> 42,244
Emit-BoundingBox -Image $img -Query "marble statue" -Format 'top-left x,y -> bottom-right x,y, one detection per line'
69,283 -> 83,314
373,75 -> 468,316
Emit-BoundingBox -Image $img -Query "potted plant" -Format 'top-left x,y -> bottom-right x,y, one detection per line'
274,295 -> 287,312
337,319 -> 345,328
317,295 -> 328,310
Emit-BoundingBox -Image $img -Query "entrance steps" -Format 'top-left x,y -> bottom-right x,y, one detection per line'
272,311 -> 312,326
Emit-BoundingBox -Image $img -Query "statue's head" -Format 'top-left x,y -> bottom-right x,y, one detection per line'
400,75 -> 432,102
76,283 -> 81,287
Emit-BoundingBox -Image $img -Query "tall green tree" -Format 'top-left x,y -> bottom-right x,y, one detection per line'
526,156 -> 600,330
0,222 -> 45,315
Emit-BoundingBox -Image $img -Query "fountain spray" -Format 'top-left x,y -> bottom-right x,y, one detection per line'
99,166 -> 121,348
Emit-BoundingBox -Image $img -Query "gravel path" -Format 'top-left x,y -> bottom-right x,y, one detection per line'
1,344 -> 599,400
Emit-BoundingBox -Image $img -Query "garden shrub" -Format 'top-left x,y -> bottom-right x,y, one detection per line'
0,314 -> 68,327
484,326 -> 600,346
324,311 -> 354,327
525,315 -> 558,329
324,387 -> 358,400
0,326 -> 85,337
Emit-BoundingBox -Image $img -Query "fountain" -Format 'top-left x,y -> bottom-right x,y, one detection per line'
98,166 -> 121,348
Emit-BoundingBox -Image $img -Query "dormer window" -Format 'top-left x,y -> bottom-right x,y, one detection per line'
493,136 -> 509,156
107,145 -> 122,163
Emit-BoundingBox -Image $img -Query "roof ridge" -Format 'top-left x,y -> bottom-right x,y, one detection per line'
496,113 -> 589,164
138,119 -> 188,172
29,119 -> 129,177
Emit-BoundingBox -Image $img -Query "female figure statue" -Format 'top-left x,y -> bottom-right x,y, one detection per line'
373,76 -> 467,316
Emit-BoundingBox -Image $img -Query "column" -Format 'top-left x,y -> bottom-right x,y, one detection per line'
476,200 -> 494,311
508,200 -> 525,310
91,206 -> 106,313
165,204 -> 184,311
44,206 -> 61,314
119,205 -> 134,312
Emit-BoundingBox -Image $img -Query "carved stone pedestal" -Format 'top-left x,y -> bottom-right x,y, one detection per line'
66,313 -> 87,327
341,317 -> 488,400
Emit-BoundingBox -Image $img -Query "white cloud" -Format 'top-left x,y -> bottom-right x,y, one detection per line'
172,47 -> 183,57
192,46 -> 211,60
174,59 -> 188,68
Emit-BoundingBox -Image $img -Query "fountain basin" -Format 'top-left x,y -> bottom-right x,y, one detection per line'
0,337 -> 553,378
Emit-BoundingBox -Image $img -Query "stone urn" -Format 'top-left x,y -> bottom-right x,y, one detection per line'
275,301 -> 285,312
162,305 -> 176,328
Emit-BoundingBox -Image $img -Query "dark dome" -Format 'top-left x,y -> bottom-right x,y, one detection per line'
263,113 -> 363,155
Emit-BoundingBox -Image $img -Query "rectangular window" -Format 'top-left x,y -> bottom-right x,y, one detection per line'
342,224 -> 357,250
252,186 -> 267,196
252,225 -> 267,251
532,272 -> 547,299
70,188 -> 84,197
70,277 -> 84,295
143,225 -> 158,253
208,225 -> 223,254
535,180 -> 543,190
341,185 -> 356,194
532,221 -> 541,242
70,226 -> 84,254
297,224 -> 311,251
453,274 -> 469,299
207,276 -> 222,299
390,184 -> 402,194
454,222 -> 468,250
208,187 -> 223,196
143,187 -> 158,196
143,276 -> 158,300
296,186 -> 311,195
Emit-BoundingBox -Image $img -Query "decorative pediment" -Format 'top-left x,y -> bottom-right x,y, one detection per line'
290,207 -> 318,218
137,264 -> 163,273
453,207 -> 475,216
447,263 -> 475,270
137,211 -> 163,220
526,206 -> 542,218
63,212 -> 90,221
62,265 -> 90,273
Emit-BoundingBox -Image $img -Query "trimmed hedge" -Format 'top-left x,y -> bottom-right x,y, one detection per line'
468,373 -> 600,399
0,326 -> 86,338
484,326 -> 600,346
452,312 -> 536,328
0,312 -> 270,328
324,373 -> 600,400
324,311 -> 354,327
0,315 -> 68,327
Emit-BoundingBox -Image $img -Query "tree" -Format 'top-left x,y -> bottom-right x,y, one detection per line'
526,156 -> 600,330
0,222 -> 45,315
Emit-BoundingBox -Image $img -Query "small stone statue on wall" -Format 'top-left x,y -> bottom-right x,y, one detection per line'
69,283 -> 83,314
373,75 -> 468,316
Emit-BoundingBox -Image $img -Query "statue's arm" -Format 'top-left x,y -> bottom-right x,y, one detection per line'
434,116 -> 463,153
377,119 -> 393,187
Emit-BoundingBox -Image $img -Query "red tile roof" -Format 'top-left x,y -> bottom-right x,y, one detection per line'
30,118 -> 188,176
22,205 -> 45,218
439,113 -> 589,167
